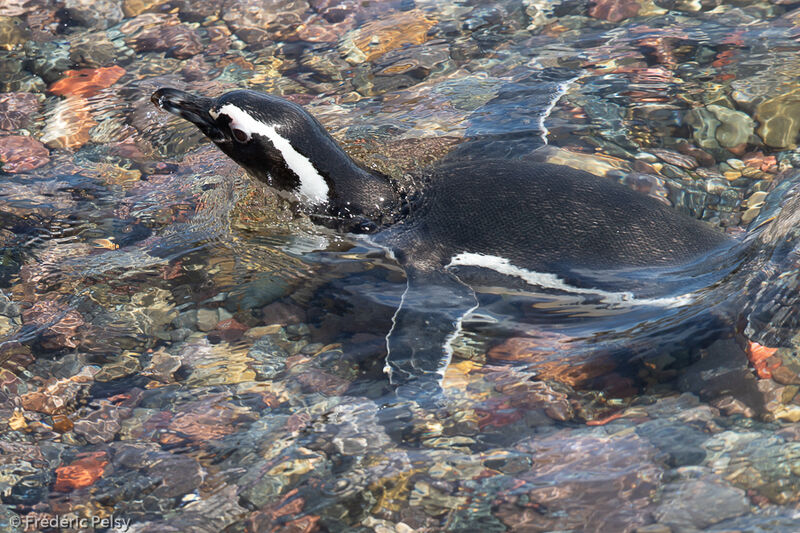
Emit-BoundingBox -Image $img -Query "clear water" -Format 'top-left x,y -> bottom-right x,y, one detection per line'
2,1 -> 800,531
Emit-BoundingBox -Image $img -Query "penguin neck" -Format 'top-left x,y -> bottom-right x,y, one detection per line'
293,139 -> 403,233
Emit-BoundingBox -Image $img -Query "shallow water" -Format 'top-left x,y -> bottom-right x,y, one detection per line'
3,1 -> 800,532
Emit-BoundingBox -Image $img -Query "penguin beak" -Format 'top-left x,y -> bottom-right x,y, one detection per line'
151,88 -> 225,142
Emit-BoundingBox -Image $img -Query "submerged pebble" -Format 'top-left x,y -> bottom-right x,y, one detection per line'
1,1 -> 800,531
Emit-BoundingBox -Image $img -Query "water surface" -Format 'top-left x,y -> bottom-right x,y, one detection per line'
2,1 -> 800,531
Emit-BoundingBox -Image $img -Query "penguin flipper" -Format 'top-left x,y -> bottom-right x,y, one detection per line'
385,268 -> 478,397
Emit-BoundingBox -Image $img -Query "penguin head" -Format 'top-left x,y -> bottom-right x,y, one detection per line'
152,87 -> 339,205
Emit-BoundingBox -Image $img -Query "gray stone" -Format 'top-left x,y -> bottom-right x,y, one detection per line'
636,419 -> 708,467
196,308 -> 219,332
654,479 -> 750,531
708,105 -> 755,149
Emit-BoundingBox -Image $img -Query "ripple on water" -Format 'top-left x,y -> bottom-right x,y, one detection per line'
4,1 -> 800,531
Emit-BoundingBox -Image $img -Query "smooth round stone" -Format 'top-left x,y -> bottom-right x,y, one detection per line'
726,158 -> 745,170
704,178 -> 728,194
708,104 -> 755,149
64,0 -> 124,29
744,190 -> 768,208
634,152 -> 658,163
741,206 -> 762,225
196,308 -> 220,331
755,85 -> 800,148
0,135 -> 49,172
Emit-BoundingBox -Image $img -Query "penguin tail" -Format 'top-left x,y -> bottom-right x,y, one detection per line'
740,175 -> 800,347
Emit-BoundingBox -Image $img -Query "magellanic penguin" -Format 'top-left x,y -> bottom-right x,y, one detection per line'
151,87 -> 795,396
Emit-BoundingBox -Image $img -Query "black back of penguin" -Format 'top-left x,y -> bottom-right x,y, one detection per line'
376,159 -> 731,275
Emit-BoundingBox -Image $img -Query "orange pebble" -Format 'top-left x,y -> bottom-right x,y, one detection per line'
586,411 -> 625,426
746,341 -> 779,379
50,65 -> 126,98
54,451 -> 108,491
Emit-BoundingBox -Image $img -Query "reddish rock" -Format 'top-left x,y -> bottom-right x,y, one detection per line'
295,369 -> 349,396
49,65 -> 126,98
159,400 -> 254,445
0,135 -> 49,172
743,151 -> 777,173
246,488 -> 320,533
20,300 -> 84,349
489,336 -> 617,389
746,341 -> 779,379
0,92 -> 40,130
54,451 -> 108,491
20,368 -> 95,415
210,318 -> 249,343
128,24 -> 203,59
589,0 -> 640,22
676,142 -> 715,167
475,399 -> 524,429
488,334 -> 569,362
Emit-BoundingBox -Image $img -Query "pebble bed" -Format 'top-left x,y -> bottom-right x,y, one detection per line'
2,0 -> 800,532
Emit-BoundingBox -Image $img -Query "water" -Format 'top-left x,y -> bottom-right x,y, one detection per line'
2,1 -> 800,531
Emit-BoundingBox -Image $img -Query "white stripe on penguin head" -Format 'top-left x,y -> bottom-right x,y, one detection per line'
213,103 -> 330,205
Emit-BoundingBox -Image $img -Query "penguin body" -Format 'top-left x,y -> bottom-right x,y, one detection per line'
152,88 -> 738,391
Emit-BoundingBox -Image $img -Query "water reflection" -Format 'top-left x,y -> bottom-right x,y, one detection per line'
3,0 -> 800,531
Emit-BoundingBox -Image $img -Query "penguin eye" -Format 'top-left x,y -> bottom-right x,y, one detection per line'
231,128 -> 248,143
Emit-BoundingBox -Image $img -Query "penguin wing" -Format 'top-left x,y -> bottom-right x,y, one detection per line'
384,266 -> 478,397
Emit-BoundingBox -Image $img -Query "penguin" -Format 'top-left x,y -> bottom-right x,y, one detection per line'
151,87 -> 751,395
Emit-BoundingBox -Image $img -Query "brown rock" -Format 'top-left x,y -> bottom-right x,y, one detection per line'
20,299 -> 84,349
51,414 -> 74,433
122,0 -> 171,17
211,318 -> 249,343
20,367 -> 95,415
222,0 -> 310,47
205,25 -> 232,56
54,451 -> 108,491
128,24 -> 203,59
141,347 -> 182,383
159,399 -> 255,445
40,96 -> 97,150
49,65 -> 125,98
0,91 -> 40,130
262,301 -> 305,325
340,9 -> 435,64
73,400 -> 121,443
0,15 -> 28,50
589,0 -> 641,22
0,134 -> 49,172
